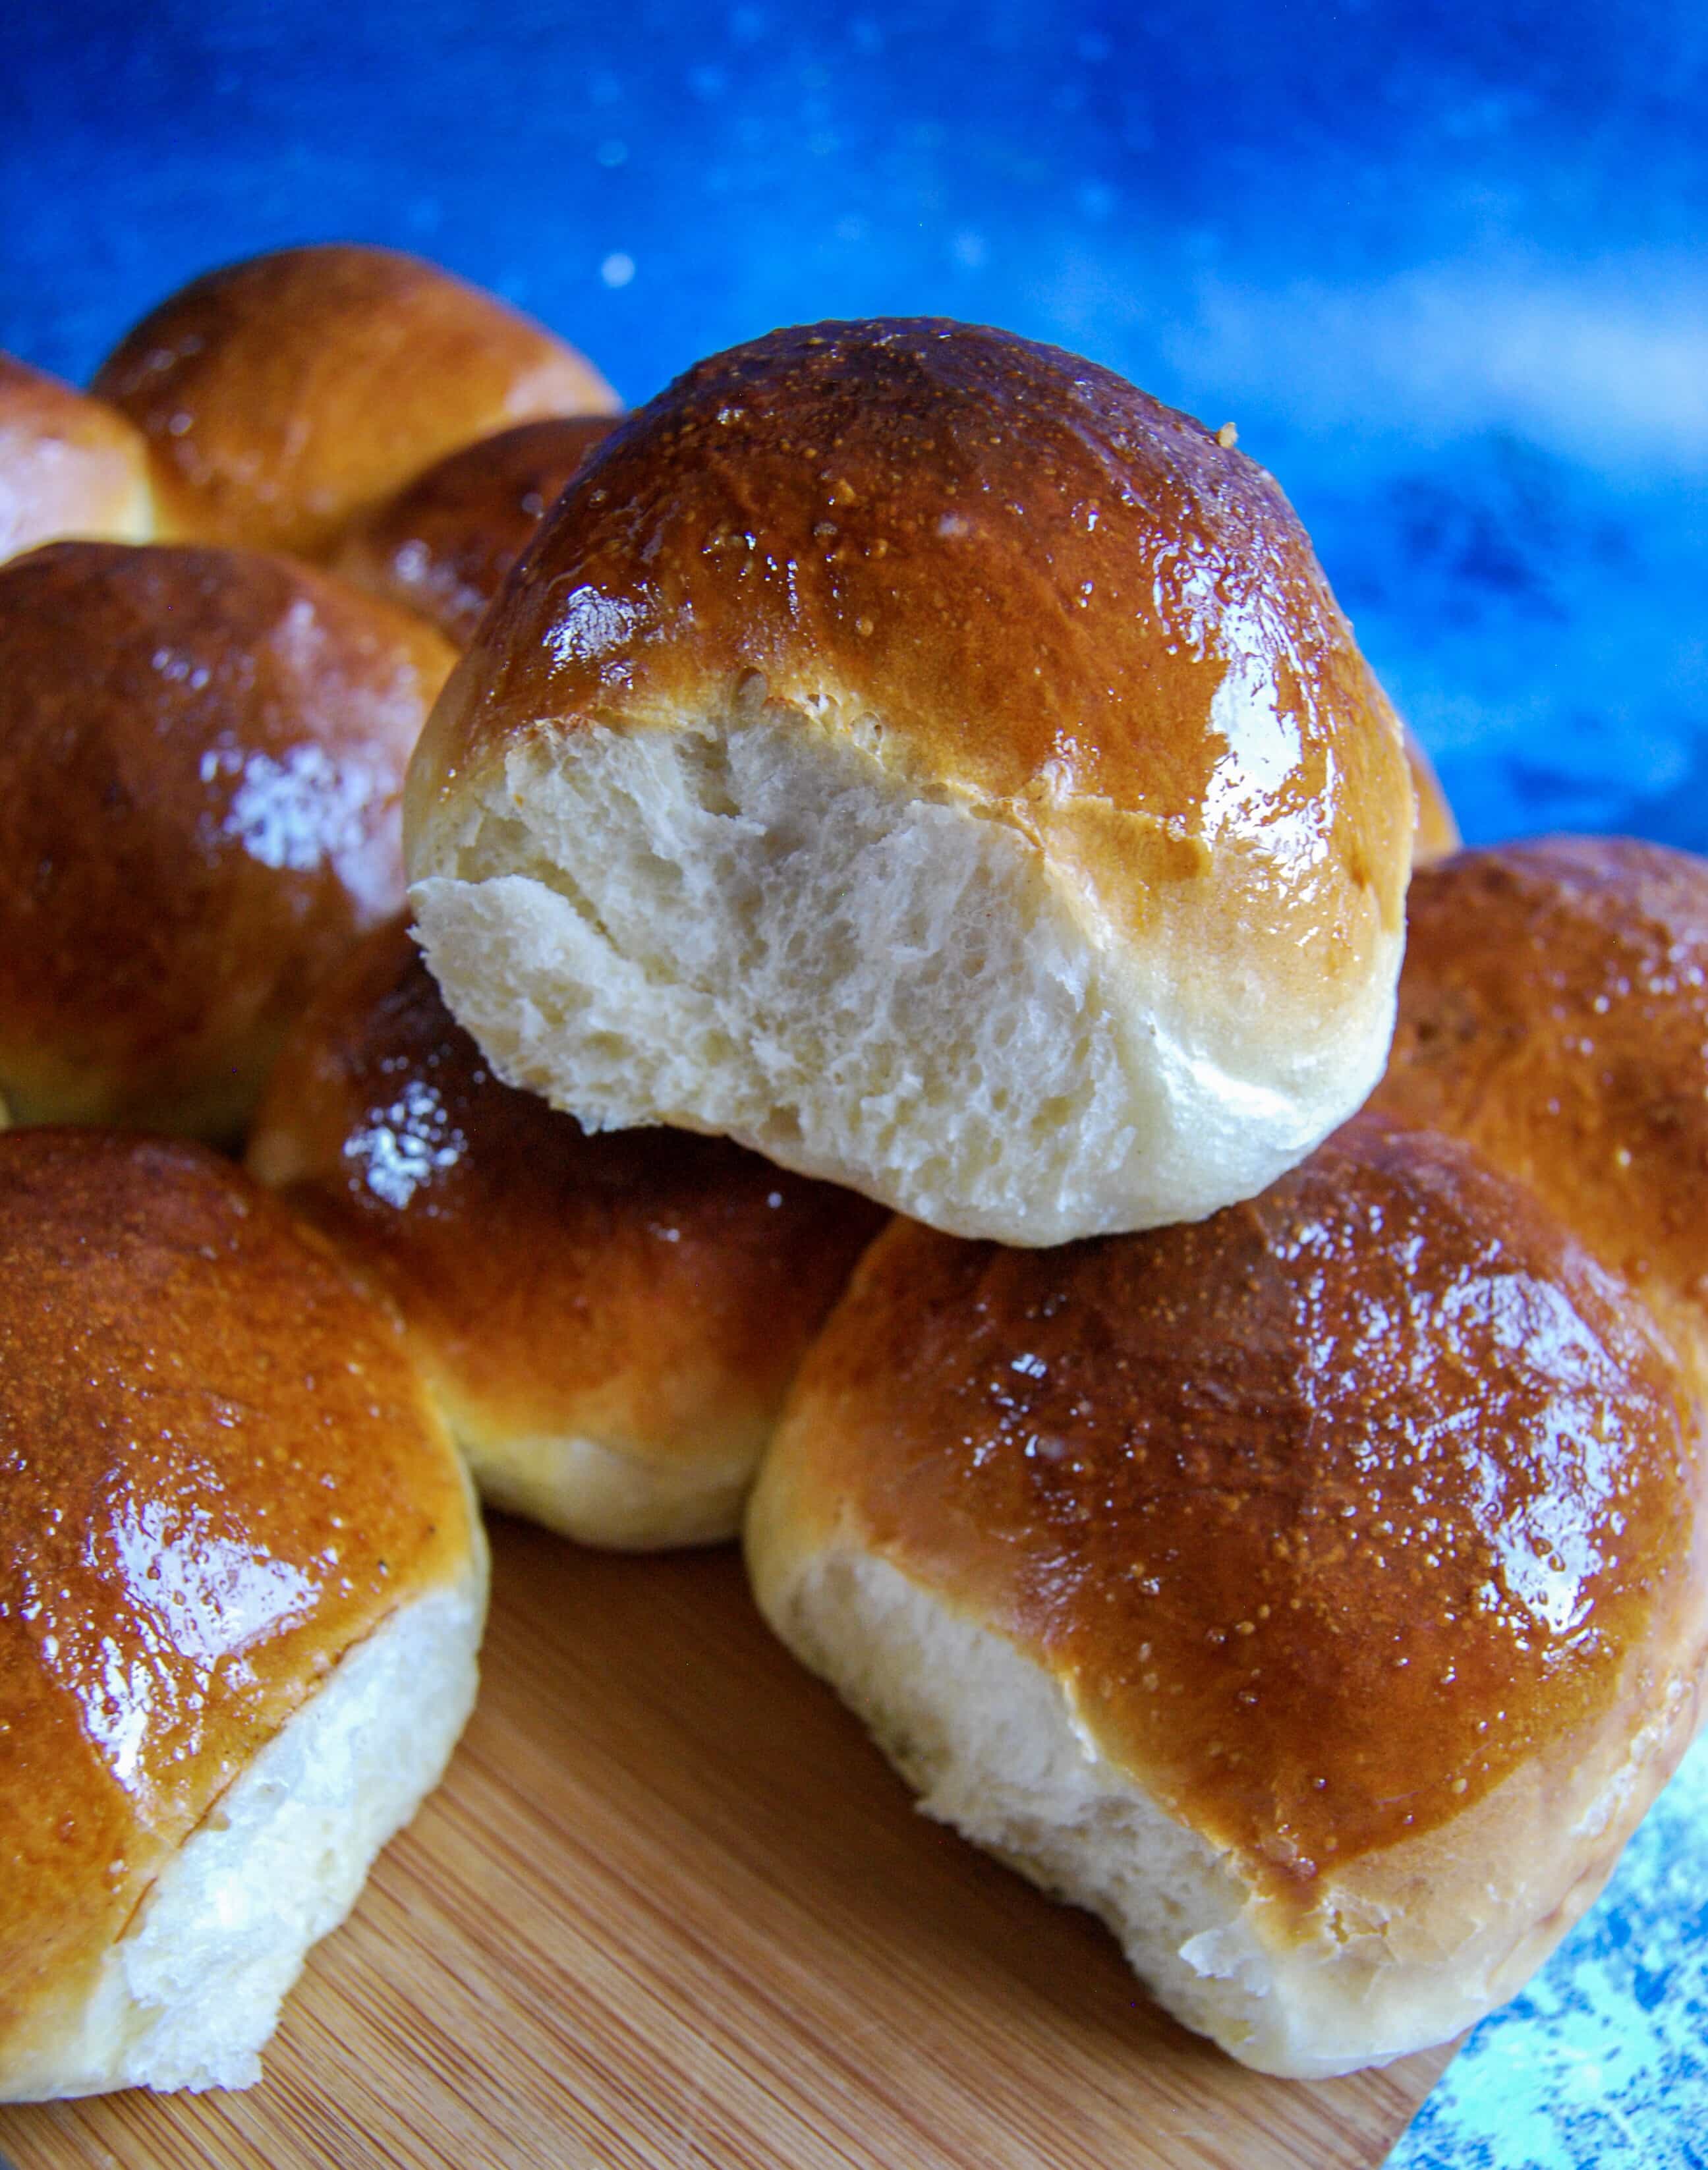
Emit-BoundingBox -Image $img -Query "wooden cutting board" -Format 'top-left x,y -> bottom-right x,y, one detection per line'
0,1518 -> 1453,2169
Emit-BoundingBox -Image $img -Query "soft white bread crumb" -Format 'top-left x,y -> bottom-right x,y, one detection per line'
411,702 -> 1391,1246
2,1550 -> 486,2101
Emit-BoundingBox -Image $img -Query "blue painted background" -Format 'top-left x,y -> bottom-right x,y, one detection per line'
4,3 -> 1706,2160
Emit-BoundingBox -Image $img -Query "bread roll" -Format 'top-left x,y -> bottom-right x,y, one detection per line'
1375,838 -> 1708,1352
334,415 -> 617,646
93,245 -> 617,560
0,540 -> 455,1139
407,319 -> 1415,1247
0,1129 -> 486,2099
0,356 -> 156,562
747,838 -> 1708,2077
247,917 -> 887,1547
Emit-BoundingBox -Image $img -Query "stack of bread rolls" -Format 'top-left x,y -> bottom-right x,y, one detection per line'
1,243 -> 1695,2107
0,245 -> 623,2101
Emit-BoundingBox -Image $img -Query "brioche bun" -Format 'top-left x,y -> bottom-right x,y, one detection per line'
747,840 -> 1708,2076
0,1130 -> 485,2099
248,917 -> 886,1547
0,541 -> 455,1139
1376,837 -> 1708,1356
407,319 -> 1413,1246
94,245 -> 617,560
334,414 -> 617,646
0,356 -> 156,562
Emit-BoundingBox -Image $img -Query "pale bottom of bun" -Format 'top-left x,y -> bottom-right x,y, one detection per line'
1,1552 -> 487,2101
411,702 -> 1369,1246
450,1398 -> 755,1549
749,1533 -> 1691,2079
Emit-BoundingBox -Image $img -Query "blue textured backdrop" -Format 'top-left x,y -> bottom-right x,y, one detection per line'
4,4 -> 1706,2160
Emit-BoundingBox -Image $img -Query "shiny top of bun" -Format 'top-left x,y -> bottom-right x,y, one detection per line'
1375,837 -> 1708,1344
0,1129 -> 474,2058
94,245 -> 618,559
409,318 -> 1412,1019
334,415 -> 617,646
0,355 -> 154,561
760,1110 -> 1697,1904
247,917 -> 888,1464
0,541 -> 455,1137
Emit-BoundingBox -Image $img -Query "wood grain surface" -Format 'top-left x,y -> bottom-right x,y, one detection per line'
0,1519 -> 1454,2169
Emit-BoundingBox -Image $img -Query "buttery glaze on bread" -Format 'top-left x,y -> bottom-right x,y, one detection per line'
0,1131 -> 486,2099
0,356 -> 155,562
0,540 -> 455,1138
407,318 -> 1415,1247
747,838 -> 1708,2076
94,245 -> 618,560
334,415 -> 617,645
248,917 -> 886,1547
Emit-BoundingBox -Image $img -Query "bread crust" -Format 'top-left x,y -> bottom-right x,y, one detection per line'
0,540 -> 455,1137
94,246 -> 617,559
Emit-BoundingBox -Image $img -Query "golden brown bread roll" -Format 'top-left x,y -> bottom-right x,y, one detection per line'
0,1129 -> 486,2099
333,414 -> 617,645
1375,837 -> 1707,1348
747,837 -> 1708,2076
0,540 -> 455,1139
0,356 -> 156,562
93,245 -> 618,560
247,917 -> 888,1547
406,318 -> 1415,1247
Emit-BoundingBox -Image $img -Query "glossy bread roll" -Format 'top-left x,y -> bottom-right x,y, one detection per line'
0,541 -> 455,1139
747,838 -> 1708,2077
0,356 -> 156,562
248,917 -> 887,1547
0,1131 -> 486,2099
407,319 -> 1415,1247
94,245 -> 618,559
1374,837 -> 1708,1355
334,415 -> 617,646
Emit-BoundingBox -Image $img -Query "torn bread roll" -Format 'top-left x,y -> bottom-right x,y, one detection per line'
0,540 -> 454,1139
93,244 -> 617,561
747,838 -> 1708,2077
406,318 -> 1415,1247
0,355 -> 156,563
0,1129 -> 486,2100
334,414 -> 617,646
247,917 -> 886,1547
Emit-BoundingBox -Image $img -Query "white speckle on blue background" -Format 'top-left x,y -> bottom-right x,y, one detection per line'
1390,1729 -> 1708,2167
